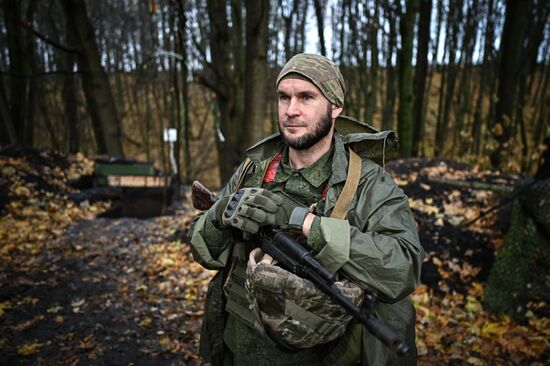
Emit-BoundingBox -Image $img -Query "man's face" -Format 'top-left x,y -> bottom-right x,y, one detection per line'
277,78 -> 342,150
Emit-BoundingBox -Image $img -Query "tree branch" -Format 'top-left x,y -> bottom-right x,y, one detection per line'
191,35 -> 214,71
18,21 -> 81,55
195,70 -> 226,100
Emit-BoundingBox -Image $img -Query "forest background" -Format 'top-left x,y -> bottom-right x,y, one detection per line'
1,1 -> 550,364
1,0 -> 549,189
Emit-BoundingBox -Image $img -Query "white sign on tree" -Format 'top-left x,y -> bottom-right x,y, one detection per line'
163,128 -> 178,175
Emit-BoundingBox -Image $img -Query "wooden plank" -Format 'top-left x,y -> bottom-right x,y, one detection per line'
106,175 -> 170,188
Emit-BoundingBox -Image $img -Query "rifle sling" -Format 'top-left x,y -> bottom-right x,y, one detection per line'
235,157 -> 254,191
330,148 -> 361,219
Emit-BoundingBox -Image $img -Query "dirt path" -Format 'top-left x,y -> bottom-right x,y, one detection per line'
1,214 -> 208,366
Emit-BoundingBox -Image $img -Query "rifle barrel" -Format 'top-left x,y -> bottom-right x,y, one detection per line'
273,231 -> 335,283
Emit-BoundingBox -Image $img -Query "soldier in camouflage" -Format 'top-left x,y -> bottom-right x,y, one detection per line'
188,53 -> 425,365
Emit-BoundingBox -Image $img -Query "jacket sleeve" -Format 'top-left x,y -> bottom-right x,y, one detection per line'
187,162 -> 249,270
308,163 -> 425,303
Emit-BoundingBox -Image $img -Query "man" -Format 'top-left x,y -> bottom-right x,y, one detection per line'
188,53 -> 425,365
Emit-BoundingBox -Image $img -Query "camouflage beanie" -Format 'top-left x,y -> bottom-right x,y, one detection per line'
276,53 -> 346,107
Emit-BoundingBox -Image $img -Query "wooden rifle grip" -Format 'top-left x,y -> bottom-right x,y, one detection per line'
191,180 -> 219,210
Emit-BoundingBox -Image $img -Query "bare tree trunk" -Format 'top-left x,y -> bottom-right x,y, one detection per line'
532,38 -> 550,108
363,1 -> 379,124
412,0 -> 431,156
424,0 -> 443,150
515,75 -> 529,170
454,0 -> 478,154
533,84 -> 549,151
294,0 -> 309,55
438,0 -> 462,155
531,53 -> 550,153
397,0 -> 418,157
231,0 -> 245,151
381,4 -> 397,131
2,0 -> 27,145
514,1 -> 549,171
175,0 -> 192,184
0,81 -> 17,144
471,0 -> 495,156
205,0 -> 243,183
281,0 -> 299,61
344,0 -> 360,119
490,0 -> 530,168
243,0 -> 269,147
434,60 -> 446,156
60,0 -> 124,157
155,81 -> 169,173
313,0 -> 327,56
535,136 -> 550,179
23,1 -> 38,147
63,14 -> 80,153
39,90 -> 61,151
144,82 -> 152,162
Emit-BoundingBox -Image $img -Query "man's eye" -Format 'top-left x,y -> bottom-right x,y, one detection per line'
301,95 -> 313,101
279,95 -> 289,101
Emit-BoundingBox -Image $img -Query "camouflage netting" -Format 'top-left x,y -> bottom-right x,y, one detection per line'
484,179 -> 550,318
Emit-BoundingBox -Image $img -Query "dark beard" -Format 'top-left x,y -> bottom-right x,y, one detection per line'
280,106 -> 333,150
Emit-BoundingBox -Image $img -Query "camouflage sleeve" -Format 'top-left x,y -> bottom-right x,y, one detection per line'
187,161 -> 250,270
308,163 -> 425,303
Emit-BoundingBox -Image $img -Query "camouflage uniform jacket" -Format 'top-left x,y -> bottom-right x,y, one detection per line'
189,132 -> 425,365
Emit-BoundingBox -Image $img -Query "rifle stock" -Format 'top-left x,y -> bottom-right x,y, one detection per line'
190,180 -> 410,356
191,180 -> 219,210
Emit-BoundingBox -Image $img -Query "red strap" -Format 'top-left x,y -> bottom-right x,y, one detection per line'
321,183 -> 329,200
263,150 -> 284,184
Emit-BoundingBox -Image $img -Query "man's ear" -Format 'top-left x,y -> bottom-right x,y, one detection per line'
331,105 -> 343,120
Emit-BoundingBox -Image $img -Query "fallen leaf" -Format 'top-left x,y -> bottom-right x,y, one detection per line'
17,341 -> 42,356
54,315 -> 65,323
420,183 -> 431,191
22,296 -> 40,307
71,298 -> 85,307
0,300 -> 13,317
467,356 -> 484,365
482,322 -> 508,337
139,316 -> 153,328
79,334 -> 95,350
47,305 -> 63,313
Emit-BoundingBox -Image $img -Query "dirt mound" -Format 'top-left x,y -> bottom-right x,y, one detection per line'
386,158 -> 521,295
0,146 -> 93,215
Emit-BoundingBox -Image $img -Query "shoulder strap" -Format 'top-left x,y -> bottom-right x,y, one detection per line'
234,157 -> 254,191
330,148 -> 361,219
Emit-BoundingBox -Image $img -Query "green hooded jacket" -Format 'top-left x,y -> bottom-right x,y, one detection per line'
189,131 -> 425,365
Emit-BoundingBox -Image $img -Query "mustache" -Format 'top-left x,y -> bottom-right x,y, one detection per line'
282,118 -> 307,127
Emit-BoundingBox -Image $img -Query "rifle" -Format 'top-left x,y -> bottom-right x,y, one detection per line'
190,180 -> 411,356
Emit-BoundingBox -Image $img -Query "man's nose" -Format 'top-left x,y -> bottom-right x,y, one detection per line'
286,97 -> 300,117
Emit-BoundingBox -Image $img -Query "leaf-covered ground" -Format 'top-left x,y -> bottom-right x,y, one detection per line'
386,158 -> 550,365
0,147 -> 549,365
